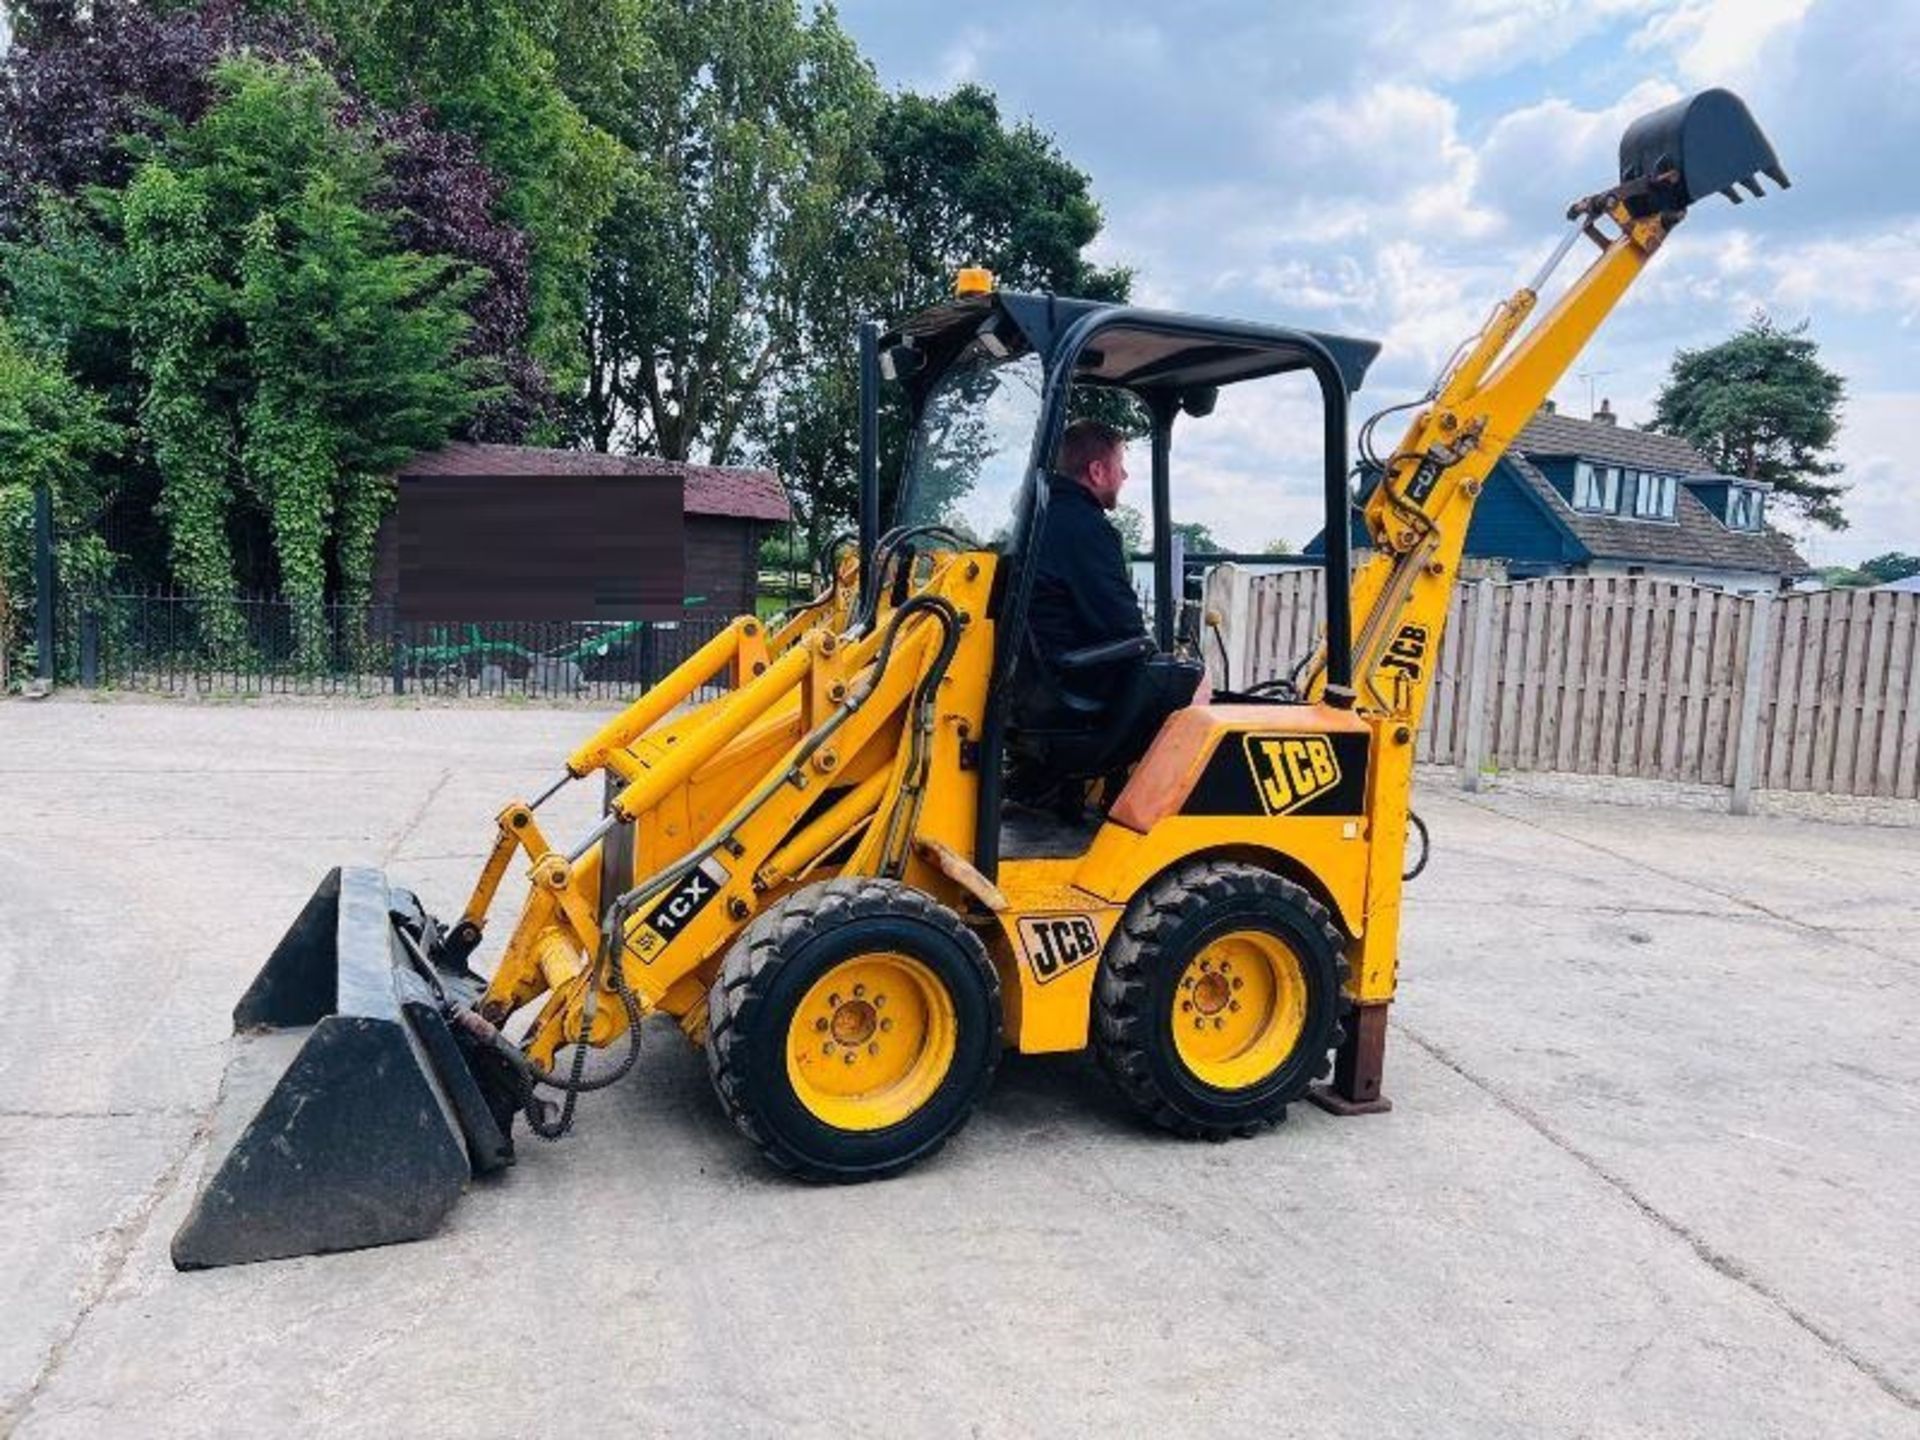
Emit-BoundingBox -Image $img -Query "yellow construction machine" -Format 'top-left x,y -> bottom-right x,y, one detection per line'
174,89 -> 1789,1268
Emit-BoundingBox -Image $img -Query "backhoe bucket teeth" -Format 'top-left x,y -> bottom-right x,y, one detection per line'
1618,87 -> 1789,214
171,866 -> 514,1270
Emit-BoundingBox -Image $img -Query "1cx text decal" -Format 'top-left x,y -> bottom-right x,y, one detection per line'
628,855 -> 731,962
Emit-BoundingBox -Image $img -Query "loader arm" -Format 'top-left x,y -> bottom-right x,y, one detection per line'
474,549 -> 996,1076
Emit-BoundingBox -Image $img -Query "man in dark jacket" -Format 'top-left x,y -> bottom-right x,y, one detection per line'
1027,419 -> 1148,670
1013,419 -> 1203,803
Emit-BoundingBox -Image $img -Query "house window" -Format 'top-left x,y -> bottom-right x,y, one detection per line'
1727,486 -> 1764,530
1632,471 -> 1677,520
1573,461 -> 1619,512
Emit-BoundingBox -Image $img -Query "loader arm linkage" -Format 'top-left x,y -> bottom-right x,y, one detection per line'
464,552 -> 996,1078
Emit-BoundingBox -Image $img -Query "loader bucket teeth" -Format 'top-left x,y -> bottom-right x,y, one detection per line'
172,866 -> 513,1270
1617,87 -> 1789,216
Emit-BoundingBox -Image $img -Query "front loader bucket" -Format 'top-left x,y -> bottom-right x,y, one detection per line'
1618,87 -> 1789,214
172,867 -> 513,1270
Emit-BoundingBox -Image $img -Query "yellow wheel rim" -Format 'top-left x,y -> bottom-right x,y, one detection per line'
786,952 -> 957,1131
1171,929 -> 1309,1090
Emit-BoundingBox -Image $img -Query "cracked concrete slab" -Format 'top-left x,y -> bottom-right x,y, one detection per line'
0,1111 -> 197,1421
3,699 -> 1916,1438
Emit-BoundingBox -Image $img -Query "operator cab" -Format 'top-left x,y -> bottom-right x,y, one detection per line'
874,280 -> 1381,865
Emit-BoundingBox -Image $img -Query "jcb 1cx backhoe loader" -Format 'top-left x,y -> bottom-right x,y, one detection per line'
173,89 -> 1789,1269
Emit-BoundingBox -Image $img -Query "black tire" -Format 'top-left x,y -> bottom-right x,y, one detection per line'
1094,860 -> 1346,1138
706,877 -> 1002,1181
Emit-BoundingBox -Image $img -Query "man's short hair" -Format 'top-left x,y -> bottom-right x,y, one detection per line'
1057,418 -> 1125,480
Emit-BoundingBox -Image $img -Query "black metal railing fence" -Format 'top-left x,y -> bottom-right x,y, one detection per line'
50,586 -> 740,700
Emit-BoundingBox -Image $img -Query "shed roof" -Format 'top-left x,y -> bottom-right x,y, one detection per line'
400,443 -> 790,523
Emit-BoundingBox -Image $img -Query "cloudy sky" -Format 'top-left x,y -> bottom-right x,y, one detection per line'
837,0 -> 1918,566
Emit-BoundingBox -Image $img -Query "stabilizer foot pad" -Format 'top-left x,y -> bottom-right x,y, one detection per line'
1307,1084 -> 1394,1117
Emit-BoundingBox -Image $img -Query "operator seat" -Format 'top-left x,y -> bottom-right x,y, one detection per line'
1007,634 -> 1203,808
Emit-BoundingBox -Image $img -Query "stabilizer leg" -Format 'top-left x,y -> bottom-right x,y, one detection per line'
1309,1001 -> 1394,1116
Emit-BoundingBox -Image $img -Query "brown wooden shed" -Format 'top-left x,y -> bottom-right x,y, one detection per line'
374,443 -> 790,618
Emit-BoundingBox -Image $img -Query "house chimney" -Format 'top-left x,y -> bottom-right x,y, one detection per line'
1538,398 -> 1557,416
1594,397 -> 1617,425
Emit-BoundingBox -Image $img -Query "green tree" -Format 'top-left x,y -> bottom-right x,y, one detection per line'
185,59 -> 482,660
1170,520 -> 1222,554
749,80 -> 1134,566
1109,503 -> 1147,553
1651,313 -> 1847,529
121,162 -> 247,650
581,0 -> 881,464
1261,536 -> 1296,555
1858,552 -> 1920,584
865,85 -> 1131,318
0,317 -> 124,659
288,0 -> 622,396
76,58 -> 483,660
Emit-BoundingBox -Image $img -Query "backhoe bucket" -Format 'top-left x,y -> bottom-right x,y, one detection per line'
1618,87 -> 1789,214
171,867 -> 514,1270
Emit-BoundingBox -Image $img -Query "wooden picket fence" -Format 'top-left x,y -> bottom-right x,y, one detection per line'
1205,567 -> 1920,805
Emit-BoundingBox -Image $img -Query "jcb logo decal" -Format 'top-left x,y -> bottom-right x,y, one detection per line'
1244,734 -> 1341,816
1016,914 -> 1102,985
1381,624 -> 1429,683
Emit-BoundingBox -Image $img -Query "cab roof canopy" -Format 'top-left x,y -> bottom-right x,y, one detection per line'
884,291 -> 1381,400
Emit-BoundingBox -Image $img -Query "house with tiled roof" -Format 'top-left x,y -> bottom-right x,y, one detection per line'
1313,401 -> 1808,593
375,442 -> 790,616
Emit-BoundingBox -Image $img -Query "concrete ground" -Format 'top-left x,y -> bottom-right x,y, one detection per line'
2,697 -> 1916,1439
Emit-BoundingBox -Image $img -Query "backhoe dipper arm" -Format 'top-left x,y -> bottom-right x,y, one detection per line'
1336,203 -> 1671,721
1304,86 -> 1789,1109
1293,204 -> 1681,1086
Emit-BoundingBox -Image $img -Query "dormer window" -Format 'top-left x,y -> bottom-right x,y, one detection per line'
1572,461 -> 1619,512
1727,486 -> 1764,530
1630,471 -> 1677,520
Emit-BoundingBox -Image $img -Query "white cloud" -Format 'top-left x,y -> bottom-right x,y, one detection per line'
1787,392 -> 1920,569
1632,0 -> 1816,86
920,26 -> 991,92
1162,375 -> 1335,554
1369,0 -> 1669,82
1749,224 -> 1920,326
1475,79 -> 1684,229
